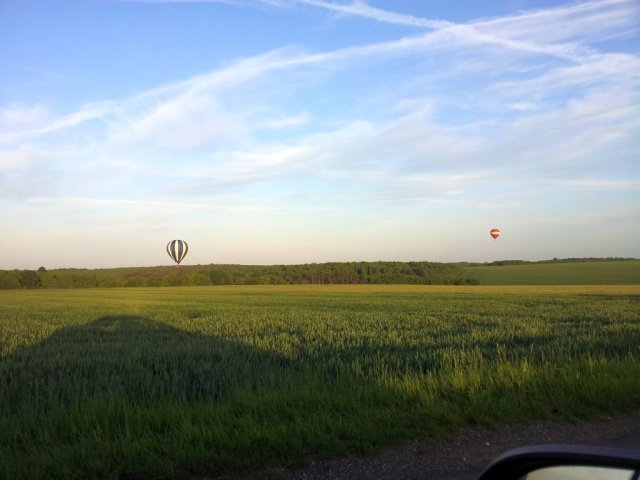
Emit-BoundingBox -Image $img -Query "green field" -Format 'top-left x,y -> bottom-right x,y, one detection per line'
1,285 -> 639,479
461,260 -> 640,285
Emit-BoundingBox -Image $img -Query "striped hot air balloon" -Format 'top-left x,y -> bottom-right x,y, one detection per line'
490,228 -> 501,240
167,240 -> 188,266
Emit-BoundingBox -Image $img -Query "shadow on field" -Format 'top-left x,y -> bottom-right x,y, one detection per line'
3,312 -> 640,480
0,315 -> 295,412
0,313 -> 614,415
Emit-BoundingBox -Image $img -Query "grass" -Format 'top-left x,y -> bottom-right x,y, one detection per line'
1,285 -> 639,479
461,260 -> 640,285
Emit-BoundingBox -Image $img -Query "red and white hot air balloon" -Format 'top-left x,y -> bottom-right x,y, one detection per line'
490,228 -> 501,240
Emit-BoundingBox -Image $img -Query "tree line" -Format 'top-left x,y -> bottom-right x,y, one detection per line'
0,261 -> 479,289
485,257 -> 635,266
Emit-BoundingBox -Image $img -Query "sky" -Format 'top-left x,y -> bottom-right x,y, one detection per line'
1,0 -> 638,269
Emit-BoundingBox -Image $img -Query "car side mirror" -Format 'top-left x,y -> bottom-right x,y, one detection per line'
476,445 -> 640,480
523,464 -> 636,479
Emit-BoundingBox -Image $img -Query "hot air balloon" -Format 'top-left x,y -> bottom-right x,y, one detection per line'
167,240 -> 188,266
490,228 -> 501,240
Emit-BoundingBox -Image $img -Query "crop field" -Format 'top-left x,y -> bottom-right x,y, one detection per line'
461,260 -> 640,285
1,285 -> 639,479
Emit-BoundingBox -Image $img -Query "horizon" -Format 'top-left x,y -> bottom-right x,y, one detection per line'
5,256 -> 638,273
1,0 -> 639,270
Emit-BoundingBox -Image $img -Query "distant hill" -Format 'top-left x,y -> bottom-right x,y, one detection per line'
460,259 -> 640,285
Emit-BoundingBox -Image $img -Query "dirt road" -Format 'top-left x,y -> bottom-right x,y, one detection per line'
275,413 -> 640,480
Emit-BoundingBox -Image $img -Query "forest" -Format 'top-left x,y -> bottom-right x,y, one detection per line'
0,261 -> 477,289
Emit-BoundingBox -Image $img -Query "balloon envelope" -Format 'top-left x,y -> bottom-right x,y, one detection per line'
490,228 -> 501,240
167,240 -> 188,265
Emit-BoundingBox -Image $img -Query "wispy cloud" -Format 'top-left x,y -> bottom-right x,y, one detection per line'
298,0 -> 640,71
559,180 -> 640,190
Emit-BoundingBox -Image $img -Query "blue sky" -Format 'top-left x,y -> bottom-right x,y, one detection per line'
1,0 -> 638,269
